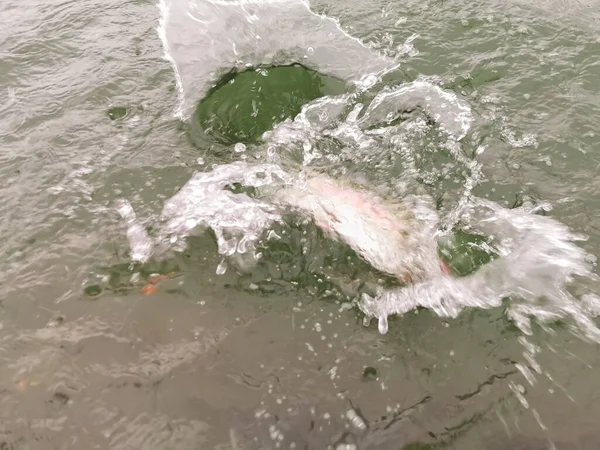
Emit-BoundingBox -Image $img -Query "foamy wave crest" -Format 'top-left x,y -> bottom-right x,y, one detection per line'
360,197 -> 600,342
158,0 -> 398,118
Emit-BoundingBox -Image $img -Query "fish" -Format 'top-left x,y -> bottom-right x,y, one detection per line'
117,162 -> 450,285
272,171 -> 448,284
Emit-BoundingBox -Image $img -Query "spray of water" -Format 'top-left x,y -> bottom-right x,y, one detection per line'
360,197 -> 600,344
118,79 -> 474,273
118,63 -> 600,353
157,0 -> 399,119
117,162 -> 292,269
127,0 -> 600,363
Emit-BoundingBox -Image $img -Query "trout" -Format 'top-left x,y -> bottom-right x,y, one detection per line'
273,172 -> 450,283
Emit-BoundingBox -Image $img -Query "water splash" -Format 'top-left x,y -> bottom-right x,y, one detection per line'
118,162 -> 292,264
157,0 -> 399,119
359,197 -> 600,343
118,80 -> 478,279
263,79 -> 475,176
358,80 -> 473,141
117,36 -> 600,352
116,199 -> 154,263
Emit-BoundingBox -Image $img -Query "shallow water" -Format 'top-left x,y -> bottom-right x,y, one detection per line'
2,0 -> 600,448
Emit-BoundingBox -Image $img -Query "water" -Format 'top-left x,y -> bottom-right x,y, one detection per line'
2,0 -> 600,448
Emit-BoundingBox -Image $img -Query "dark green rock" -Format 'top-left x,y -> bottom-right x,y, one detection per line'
193,64 -> 347,146
438,230 -> 497,277
108,106 -> 127,120
362,366 -> 378,380
84,284 -> 102,297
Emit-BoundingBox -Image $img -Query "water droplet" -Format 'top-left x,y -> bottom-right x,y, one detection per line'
346,409 -> 367,430
378,315 -> 389,334
216,260 -> 227,275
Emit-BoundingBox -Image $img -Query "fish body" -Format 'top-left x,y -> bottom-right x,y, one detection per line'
274,173 -> 443,283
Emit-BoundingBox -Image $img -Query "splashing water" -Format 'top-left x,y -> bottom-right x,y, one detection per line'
143,1 -> 600,354
360,197 -> 600,343
263,77 -> 476,182
118,50 -> 600,350
157,0 -> 399,119
118,79 -> 475,273
118,162 -> 292,269
357,80 -> 473,141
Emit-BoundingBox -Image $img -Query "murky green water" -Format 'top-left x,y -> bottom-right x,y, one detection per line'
2,0 -> 600,448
